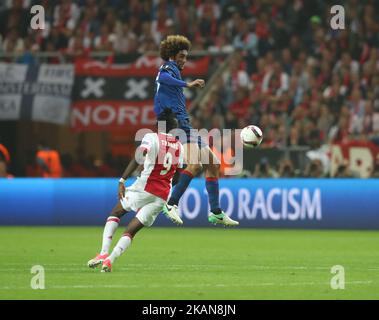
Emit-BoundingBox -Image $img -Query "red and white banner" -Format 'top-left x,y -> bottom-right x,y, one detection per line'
71,56 -> 210,132
74,55 -> 210,77
331,141 -> 379,178
72,100 -> 156,131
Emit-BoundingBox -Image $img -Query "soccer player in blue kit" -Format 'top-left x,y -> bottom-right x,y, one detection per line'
154,35 -> 239,227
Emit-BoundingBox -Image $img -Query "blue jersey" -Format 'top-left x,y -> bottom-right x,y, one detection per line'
154,61 -> 188,120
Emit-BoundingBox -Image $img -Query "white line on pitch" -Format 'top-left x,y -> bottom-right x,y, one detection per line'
0,280 -> 374,291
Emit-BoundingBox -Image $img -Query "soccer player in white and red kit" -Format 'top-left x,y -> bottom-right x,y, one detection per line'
88,109 -> 184,272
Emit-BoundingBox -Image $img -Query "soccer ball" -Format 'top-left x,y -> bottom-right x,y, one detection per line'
240,125 -> 263,148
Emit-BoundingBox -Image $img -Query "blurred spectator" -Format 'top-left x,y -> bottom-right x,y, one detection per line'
305,129 -> 330,174
224,110 -> 238,129
36,142 -> 62,178
53,0 -> 81,33
42,25 -> 69,52
25,149 -> 40,177
233,18 -> 258,73
196,0 -> 220,44
66,30 -> 91,61
304,159 -> 324,178
93,24 -> 116,51
223,54 -> 251,104
0,157 -> 13,178
0,0 -> 29,39
95,152 -> 118,177
77,3 -> 101,37
70,151 -> 97,177
174,0 -> 195,36
370,155 -> 379,178
208,21 -> 234,53
262,62 -> 289,97
252,157 -> 279,178
114,22 -> 137,53
0,143 -> 13,178
334,161 -> 354,178
151,5 -> 174,45
278,158 -> 296,178
2,28 -> 24,54
15,35 -> 38,64
61,153 -> 75,177
0,143 -> 11,164
228,87 -> 251,120
318,104 -> 334,139
271,14 -> 290,52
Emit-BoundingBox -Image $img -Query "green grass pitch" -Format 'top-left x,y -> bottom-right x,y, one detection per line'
1,227 -> 378,300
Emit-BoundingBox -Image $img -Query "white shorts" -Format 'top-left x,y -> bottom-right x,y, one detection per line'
120,187 -> 165,227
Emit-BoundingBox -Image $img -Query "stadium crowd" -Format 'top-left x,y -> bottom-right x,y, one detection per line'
1,0 -> 379,178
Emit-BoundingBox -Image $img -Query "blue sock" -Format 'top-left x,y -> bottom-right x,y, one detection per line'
168,170 -> 194,206
206,177 -> 220,213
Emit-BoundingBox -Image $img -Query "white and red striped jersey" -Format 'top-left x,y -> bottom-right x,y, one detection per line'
133,132 -> 184,200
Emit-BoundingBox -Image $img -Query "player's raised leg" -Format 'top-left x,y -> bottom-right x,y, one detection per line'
163,142 -> 201,224
201,146 -> 239,227
87,202 -> 126,268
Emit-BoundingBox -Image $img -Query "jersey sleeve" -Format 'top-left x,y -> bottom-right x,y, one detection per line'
139,133 -> 158,160
158,69 -> 187,87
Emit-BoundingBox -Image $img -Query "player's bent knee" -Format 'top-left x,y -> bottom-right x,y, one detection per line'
186,163 -> 202,176
136,209 -> 160,227
135,214 -> 153,227
205,163 -> 220,177
111,205 -> 126,218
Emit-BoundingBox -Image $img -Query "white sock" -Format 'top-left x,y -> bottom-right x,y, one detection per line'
108,234 -> 132,263
100,217 -> 120,255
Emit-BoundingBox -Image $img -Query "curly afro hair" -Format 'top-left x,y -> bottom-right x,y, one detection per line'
159,35 -> 191,61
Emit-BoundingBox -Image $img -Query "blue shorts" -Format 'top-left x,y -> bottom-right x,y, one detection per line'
177,118 -> 208,148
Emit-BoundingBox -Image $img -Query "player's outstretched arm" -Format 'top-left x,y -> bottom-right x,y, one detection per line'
118,150 -> 146,199
186,79 -> 205,88
158,70 -> 204,88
